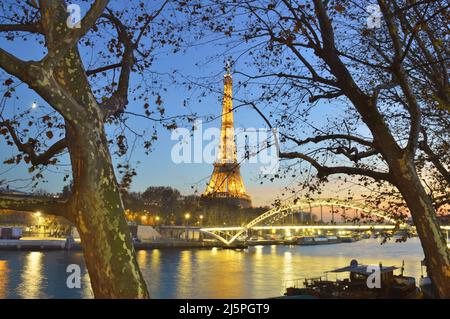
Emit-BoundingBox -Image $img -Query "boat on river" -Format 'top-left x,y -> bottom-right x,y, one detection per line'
295,235 -> 341,246
339,234 -> 362,243
283,259 -> 421,299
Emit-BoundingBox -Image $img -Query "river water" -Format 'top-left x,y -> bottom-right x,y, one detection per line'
0,238 -> 425,299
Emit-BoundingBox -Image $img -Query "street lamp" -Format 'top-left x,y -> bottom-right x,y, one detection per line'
184,213 -> 191,241
141,215 -> 147,224
153,216 -> 161,229
199,214 -> 204,226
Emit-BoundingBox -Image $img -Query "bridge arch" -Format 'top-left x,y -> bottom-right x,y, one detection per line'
200,199 -> 405,245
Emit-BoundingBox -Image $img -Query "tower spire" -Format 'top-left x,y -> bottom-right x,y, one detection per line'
201,64 -> 252,208
225,59 -> 232,75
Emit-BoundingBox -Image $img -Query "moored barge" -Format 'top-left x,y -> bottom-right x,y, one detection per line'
284,259 -> 421,299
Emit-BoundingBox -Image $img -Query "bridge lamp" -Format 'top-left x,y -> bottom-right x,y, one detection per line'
141,215 -> 147,223
155,216 -> 160,222
199,215 -> 204,220
185,213 -> 191,220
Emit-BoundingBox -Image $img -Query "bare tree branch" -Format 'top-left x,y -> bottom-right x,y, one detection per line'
292,134 -> 374,147
309,90 -> 343,102
86,63 -> 122,76
0,23 -> 42,33
98,1 -> 168,117
1,120 -> 67,166
26,0 -> 39,9
0,48 -> 34,84
331,147 -> 380,163
378,0 -> 422,155
279,150 -> 392,182
97,11 -> 135,117
419,129 -> 450,185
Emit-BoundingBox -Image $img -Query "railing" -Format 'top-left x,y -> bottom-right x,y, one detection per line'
282,275 -> 332,295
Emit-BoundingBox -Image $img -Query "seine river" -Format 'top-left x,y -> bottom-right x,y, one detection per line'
0,238 -> 425,299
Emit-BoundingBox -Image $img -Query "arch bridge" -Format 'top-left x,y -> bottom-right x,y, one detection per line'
200,199 -> 409,245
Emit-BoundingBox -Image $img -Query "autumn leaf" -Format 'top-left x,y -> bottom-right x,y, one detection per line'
3,78 -> 13,86
156,95 -> 162,106
3,158 -> 15,164
335,4 -> 345,13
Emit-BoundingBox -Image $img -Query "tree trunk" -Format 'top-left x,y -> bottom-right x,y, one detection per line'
65,117 -> 149,299
392,156 -> 450,298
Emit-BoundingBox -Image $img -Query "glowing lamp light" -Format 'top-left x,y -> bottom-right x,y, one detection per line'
155,216 -> 160,221
185,213 -> 191,220
35,211 -> 41,217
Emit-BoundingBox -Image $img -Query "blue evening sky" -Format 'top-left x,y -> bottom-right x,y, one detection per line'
0,1 -> 365,207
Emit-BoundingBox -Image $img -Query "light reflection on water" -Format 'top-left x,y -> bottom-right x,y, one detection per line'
17,252 -> 46,299
0,260 -> 9,299
0,238 -> 424,299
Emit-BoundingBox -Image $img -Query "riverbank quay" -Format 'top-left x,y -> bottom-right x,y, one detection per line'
0,238 -> 251,251
0,238 -> 69,250
0,235 -> 378,251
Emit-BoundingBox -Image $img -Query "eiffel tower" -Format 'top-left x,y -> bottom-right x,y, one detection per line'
201,63 -> 252,208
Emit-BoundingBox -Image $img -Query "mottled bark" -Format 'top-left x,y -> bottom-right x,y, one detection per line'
65,117 -> 149,299
390,156 -> 450,298
0,0 -> 151,299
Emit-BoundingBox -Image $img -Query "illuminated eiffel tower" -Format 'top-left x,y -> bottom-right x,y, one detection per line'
201,63 -> 252,208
